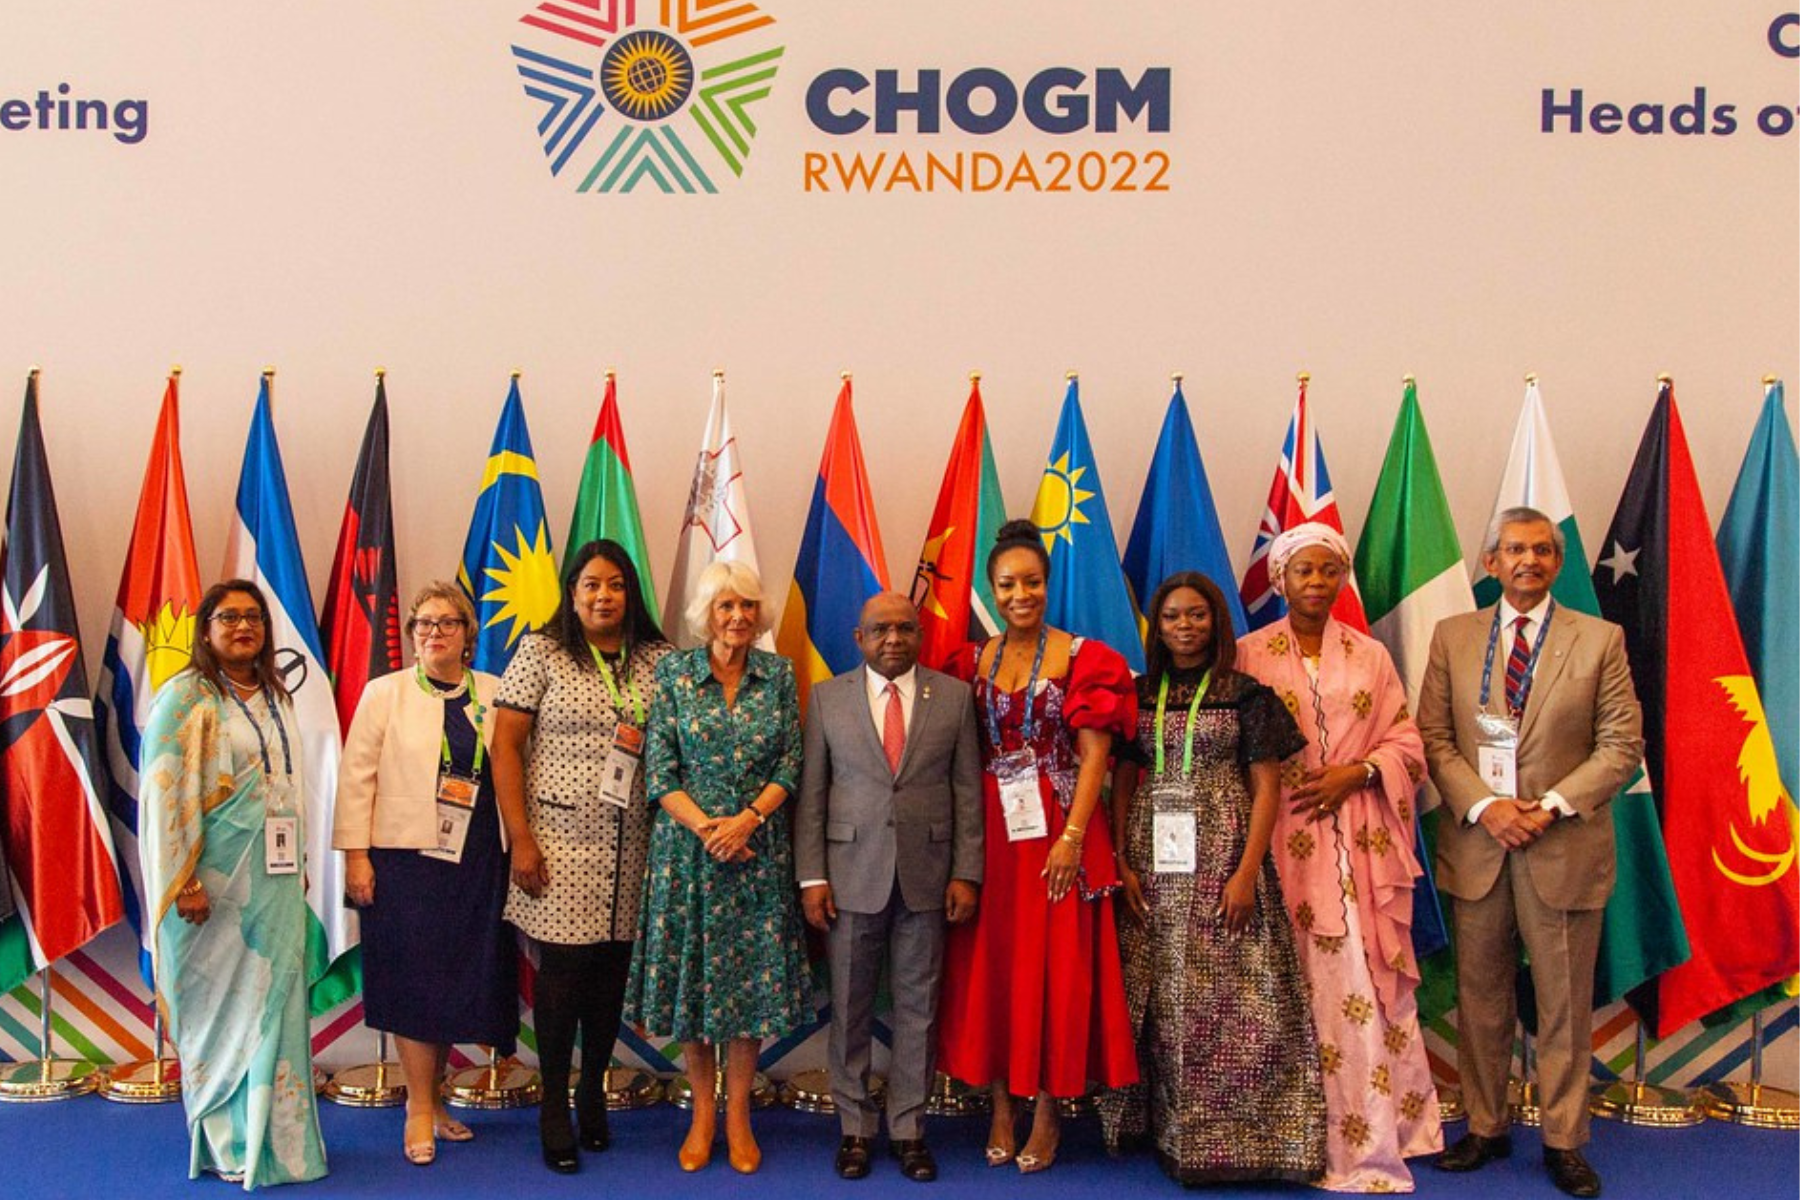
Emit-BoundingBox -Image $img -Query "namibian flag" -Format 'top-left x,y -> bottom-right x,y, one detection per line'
95,371 -> 202,987
566,371 -> 659,616
320,371 -> 401,735
776,377 -> 890,717
912,377 -> 1006,672
458,376 -> 559,675
0,372 -> 125,995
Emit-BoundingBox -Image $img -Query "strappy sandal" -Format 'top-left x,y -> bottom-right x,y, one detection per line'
433,1113 -> 474,1142
404,1111 -> 437,1165
985,1143 -> 1017,1167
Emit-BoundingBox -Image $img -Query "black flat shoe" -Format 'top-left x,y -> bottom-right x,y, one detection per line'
1436,1132 -> 1512,1172
541,1115 -> 580,1174
891,1138 -> 938,1182
579,1106 -> 611,1153
836,1135 -> 873,1180
1545,1148 -> 1602,1197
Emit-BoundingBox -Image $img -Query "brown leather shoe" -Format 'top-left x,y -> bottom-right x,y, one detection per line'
1545,1148 -> 1602,1197
835,1136 -> 873,1180
1436,1131 -> 1513,1172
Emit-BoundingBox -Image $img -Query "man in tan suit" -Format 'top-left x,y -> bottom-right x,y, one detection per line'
1418,507 -> 1642,1199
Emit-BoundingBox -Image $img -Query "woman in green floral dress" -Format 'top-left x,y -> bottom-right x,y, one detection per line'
626,561 -> 809,1176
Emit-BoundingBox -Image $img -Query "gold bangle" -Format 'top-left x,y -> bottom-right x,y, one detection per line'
179,878 -> 203,898
1060,826 -> 1085,846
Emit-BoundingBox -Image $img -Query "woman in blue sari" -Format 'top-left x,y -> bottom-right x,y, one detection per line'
139,579 -> 328,1189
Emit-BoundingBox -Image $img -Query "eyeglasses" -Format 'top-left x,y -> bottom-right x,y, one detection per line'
412,617 -> 467,635
211,610 -> 265,628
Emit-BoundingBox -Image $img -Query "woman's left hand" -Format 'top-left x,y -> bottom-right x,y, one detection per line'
1289,763 -> 1370,822
1219,868 -> 1256,934
703,810 -> 759,863
1041,836 -> 1081,903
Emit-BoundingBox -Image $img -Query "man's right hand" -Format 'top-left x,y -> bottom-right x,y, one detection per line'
1478,798 -> 1546,850
801,882 -> 838,931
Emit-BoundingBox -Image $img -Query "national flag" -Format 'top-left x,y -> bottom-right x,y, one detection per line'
1593,377 -> 1799,1036
320,371 -> 401,735
1477,377 -> 1688,1015
457,375 -> 560,674
95,371 -> 203,988
225,373 -> 355,1015
1029,377 -> 1144,672
1352,378 -> 1464,965
663,372 -> 768,650
1122,377 -> 1249,638
1240,374 -> 1368,632
775,377 -> 891,716
911,377 -> 1006,671
0,372 -> 125,995
565,371 -> 659,616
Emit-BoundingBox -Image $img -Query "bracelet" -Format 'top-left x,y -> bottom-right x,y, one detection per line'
745,806 -> 766,825
1060,825 -> 1085,846
179,878 -> 203,898
1360,759 -> 1378,786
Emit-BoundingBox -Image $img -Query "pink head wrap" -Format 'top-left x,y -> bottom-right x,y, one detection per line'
1268,522 -> 1351,598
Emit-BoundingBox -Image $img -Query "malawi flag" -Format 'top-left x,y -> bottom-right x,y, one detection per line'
566,372 -> 659,617
1594,378 -> 1800,1036
775,377 -> 891,717
1122,378 -> 1248,638
1030,378 -> 1144,672
225,374 -> 356,1014
911,378 -> 1006,671
1240,375 -> 1368,632
0,372 -> 125,994
95,372 -> 203,987
320,372 -> 401,735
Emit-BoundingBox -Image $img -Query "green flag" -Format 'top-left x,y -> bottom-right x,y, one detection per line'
565,373 -> 659,616
1477,378 -> 1689,1013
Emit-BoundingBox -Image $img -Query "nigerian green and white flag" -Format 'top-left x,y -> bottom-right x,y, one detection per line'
1476,377 -> 1689,1012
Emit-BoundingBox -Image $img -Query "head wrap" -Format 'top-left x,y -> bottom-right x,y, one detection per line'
1268,522 -> 1352,598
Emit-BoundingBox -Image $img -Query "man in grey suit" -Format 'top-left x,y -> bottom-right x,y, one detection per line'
795,592 -> 983,1183
1419,507 -> 1642,1199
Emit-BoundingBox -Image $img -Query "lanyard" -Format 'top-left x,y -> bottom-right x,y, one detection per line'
416,666 -> 487,776
227,687 -> 292,778
1153,670 -> 1212,777
1479,600 -> 1556,717
589,643 -> 645,726
985,625 -> 1048,746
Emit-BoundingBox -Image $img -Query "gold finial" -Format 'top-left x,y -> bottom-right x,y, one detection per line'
261,366 -> 276,378
1525,372 -> 1539,384
1656,372 -> 1673,383
604,368 -> 616,380
712,368 -> 725,380
170,365 -> 182,378
1402,373 -> 1416,385
1763,374 -> 1779,385
969,370 -> 982,383
510,368 -> 522,380
1296,371 -> 1311,384
1065,369 -> 1078,381
840,370 -> 852,381
1170,371 -> 1184,383
374,366 -> 386,379
27,366 -> 41,382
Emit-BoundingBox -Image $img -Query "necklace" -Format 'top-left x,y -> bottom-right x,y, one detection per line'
225,672 -> 260,696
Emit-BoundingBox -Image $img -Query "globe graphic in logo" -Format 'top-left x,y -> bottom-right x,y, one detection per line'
600,29 -> 694,122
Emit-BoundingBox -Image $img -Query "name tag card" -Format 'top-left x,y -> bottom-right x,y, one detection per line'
599,722 -> 643,809
265,816 -> 300,875
1152,812 -> 1197,873
421,773 -> 478,863
1477,745 -> 1518,799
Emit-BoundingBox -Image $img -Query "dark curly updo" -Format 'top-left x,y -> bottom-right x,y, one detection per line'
985,518 -> 1051,584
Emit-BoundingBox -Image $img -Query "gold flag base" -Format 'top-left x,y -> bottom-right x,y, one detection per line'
322,1061 -> 407,1108
1507,1076 -> 1541,1127
1699,1081 -> 1800,1130
926,1071 -> 989,1117
443,1057 -> 542,1109
98,1057 -> 183,1103
0,1058 -> 100,1102
777,1067 -> 888,1115
561,1066 -> 665,1110
1589,1079 -> 1706,1127
666,1071 -> 776,1110
1437,1086 -> 1467,1125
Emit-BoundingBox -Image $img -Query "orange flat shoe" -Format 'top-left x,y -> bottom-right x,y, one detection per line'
728,1135 -> 762,1175
679,1128 -> 713,1172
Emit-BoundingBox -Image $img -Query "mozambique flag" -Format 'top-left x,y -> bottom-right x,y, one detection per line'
1123,377 -> 1248,638
320,372 -> 401,735
1594,377 -> 1799,1036
95,371 -> 203,987
565,372 -> 659,615
775,377 -> 890,716
0,373 -> 125,995
458,376 -> 560,674
1029,378 -> 1143,672
912,378 -> 1006,671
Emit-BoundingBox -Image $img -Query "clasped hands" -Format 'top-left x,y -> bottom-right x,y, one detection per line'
1478,798 -> 1555,849
1288,762 -> 1369,822
698,812 -> 758,864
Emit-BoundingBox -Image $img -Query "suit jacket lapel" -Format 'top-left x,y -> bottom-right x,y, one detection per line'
852,668 -> 894,772
1519,611 -> 1577,743
893,673 -> 933,781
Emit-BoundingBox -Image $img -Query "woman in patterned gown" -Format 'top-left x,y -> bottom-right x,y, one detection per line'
494,541 -> 671,1173
937,520 -> 1139,1174
139,580 -> 328,1189
1238,523 -> 1444,1192
626,560 -> 809,1176
1098,571 -> 1327,1183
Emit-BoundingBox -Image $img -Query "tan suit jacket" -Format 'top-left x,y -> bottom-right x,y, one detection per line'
1418,606 -> 1642,911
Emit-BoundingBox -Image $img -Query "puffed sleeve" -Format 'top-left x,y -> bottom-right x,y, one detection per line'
644,651 -> 686,802
1063,639 -> 1138,740
1111,674 -> 1157,767
1235,679 -> 1308,767
766,656 -> 803,798
494,632 -> 552,713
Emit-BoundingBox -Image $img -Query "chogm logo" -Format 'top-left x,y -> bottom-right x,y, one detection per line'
510,1 -> 783,194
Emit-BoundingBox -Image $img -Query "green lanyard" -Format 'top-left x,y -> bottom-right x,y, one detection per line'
417,666 -> 486,776
589,643 -> 645,726
1153,670 -> 1212,777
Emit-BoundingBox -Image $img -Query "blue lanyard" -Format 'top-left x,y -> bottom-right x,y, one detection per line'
227,687 -> 293,777
416,666 -> 486,776
985,626 -> 1048,745
1153,670 -> 1212,777
1479,600 -> 1556,717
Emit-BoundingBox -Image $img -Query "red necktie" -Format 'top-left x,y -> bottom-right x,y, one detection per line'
1504,615 -> 1532,718
883,681 -> 905,775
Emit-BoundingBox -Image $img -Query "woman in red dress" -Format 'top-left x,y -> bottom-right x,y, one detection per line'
937,520 -> 1139,1173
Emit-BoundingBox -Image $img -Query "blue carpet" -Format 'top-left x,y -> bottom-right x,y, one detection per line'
0,1096 -> 1793,1197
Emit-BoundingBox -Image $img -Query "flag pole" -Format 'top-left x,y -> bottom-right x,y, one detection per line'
1508,1028 -> 1542,1125
1700,1006 -> 1800,1127
1590,1017 -> 1704,1125
0,968 -> 100,1100
444,1043 -> 542,1110
99,998 -> 184,1103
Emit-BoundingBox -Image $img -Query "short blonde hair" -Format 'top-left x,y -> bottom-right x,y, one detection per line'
407,581 -> 479,662
685,560 -> 773,642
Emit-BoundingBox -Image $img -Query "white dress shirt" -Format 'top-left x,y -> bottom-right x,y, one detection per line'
799,666 -> 919,890
1467,596 -> 1575,824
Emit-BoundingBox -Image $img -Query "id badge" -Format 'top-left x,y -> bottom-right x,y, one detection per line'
598,722 -> 644,810
422,772 -> 477,863
265,815 -> 300,875
1474,710 -> 1520,799
993,749 -> 1047,842
1152,811 -> 1197,873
